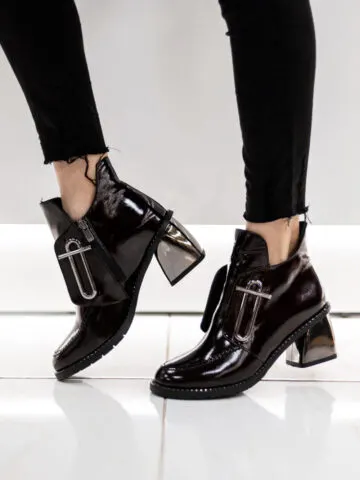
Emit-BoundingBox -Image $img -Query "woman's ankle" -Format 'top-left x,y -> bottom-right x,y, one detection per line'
246,216 -> 300,266
54,153 -> 107,220
289,216 -> 300,255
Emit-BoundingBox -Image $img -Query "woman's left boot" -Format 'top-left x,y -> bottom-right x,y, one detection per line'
151,222 -> 333,400
41,156 -> 204,380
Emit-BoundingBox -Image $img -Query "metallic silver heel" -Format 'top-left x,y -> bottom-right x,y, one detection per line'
156,218 -> 205,286
286,316 -> 337,368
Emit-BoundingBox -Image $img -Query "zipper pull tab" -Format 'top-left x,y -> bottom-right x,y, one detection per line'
78,219 -> 95,243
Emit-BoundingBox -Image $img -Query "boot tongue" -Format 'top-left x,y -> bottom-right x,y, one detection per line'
233,228 -> 269,268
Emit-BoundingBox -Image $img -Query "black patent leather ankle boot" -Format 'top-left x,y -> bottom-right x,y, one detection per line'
41,157 -> 204,380
151,222 -> 333,400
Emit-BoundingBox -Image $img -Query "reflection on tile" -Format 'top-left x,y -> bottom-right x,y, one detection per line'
162,382 -> 360,480
0,314 -> 169,378
168,315 -> 360,381
0,379 -> 163,480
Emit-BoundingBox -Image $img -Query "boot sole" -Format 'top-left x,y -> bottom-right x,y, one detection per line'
55,210 -> 205,381
150,302 -> 331,400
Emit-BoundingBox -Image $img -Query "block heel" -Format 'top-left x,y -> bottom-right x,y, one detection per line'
286,315 -> 337,368
156,218 -> 205,286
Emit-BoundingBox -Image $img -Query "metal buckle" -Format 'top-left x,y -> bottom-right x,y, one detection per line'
233,280 -> 272,342
58,238 -> 97,301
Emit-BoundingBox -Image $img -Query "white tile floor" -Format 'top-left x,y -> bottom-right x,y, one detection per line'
0,314 -> 360,479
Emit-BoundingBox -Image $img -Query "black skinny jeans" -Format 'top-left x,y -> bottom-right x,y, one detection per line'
0,0 -> 316,223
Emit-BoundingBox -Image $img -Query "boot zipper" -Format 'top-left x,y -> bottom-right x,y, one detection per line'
78,219 -> 95,243
78,217 -> 126,283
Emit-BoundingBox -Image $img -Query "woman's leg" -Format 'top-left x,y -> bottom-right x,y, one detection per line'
150,0 -> 336,401
0,0 -> 205,380
0,0 -> 107,219
220,0 -> 316,264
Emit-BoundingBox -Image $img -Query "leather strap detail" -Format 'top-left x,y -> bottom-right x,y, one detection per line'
54,222 -> 128,306
200,265 -> 227,332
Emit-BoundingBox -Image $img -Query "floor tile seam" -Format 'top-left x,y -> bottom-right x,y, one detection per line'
157,399 -> 167,480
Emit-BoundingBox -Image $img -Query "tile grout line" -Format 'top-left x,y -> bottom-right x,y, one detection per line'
156,314 -> 172,480
157,399 -> 167,480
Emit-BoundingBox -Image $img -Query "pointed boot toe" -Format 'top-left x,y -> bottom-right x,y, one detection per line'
154,364 -> 178,386
52,302 -> 129,378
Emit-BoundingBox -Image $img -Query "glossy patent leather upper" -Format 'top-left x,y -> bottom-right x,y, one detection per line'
41,157 -> 167,372
155,223 -> 327,389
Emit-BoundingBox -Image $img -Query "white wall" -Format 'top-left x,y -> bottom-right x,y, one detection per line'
0,0 -> 359,224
